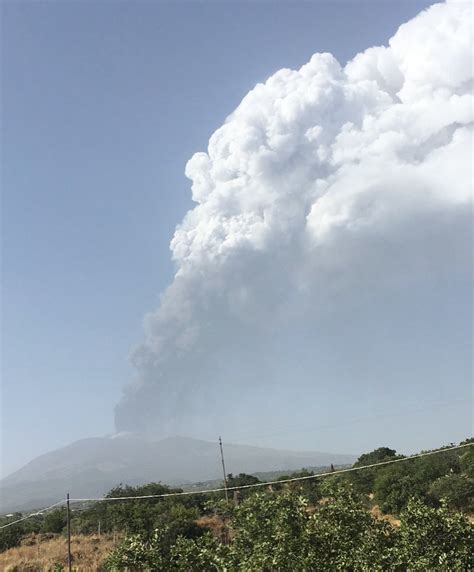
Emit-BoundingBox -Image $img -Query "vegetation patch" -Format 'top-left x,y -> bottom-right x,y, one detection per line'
1,439 -> 472,570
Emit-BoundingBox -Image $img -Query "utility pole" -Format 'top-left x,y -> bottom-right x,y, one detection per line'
219,436 -> 229,502
66,493 -> 72,572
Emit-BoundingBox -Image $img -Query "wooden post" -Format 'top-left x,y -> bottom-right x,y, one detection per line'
66,493 -> 72,572
219,437 -> 229,502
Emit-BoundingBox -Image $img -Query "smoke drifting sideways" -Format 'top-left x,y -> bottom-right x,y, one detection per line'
115,0 -> 473,447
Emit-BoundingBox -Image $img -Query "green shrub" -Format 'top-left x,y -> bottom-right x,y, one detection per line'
428,474 -> 474,511
395,498 -> 473,570
104,487 -> 473,571
0,523 -> 24,552
41,508 -> 67,534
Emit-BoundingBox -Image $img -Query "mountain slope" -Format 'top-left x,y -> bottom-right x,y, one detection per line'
0,435 -> 356,513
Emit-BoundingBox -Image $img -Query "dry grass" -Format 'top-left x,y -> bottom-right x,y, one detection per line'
370,505 -> 401,527
197,515 -> 233,542
0,533 -> 120,572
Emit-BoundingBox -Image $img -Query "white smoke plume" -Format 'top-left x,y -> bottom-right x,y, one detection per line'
115,1 -> 473,445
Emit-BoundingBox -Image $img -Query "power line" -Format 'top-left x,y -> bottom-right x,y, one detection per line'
225,397 -> 470,443
0,500 -> 66,530
1,442 -> 471,531
70,442 -> 472,501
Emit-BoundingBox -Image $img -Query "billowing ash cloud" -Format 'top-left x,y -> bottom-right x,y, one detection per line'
115,1 -> 473,444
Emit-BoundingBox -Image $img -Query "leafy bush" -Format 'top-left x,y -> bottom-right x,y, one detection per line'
104,486 -> 473,571
70,482 -> 206,537
374,464 -> 425,514
0,513 -> 42,552
0,523 -> 24,552
460,448 -> 474,477
171,533 -> 228,571
428,474 -> 474,511
228,491 -> 311,570
372,450 -> 463,514
395,498 -> 473,570
307,483 -> 396,570
41,508 -> 67,534
104,528 -> 170,571
273,469 -> 322,504
225,472 -> 260,503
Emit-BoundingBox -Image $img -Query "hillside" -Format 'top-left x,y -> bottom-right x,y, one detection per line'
0,435 -> 356,513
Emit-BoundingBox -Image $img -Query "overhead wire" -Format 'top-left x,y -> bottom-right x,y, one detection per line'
0,500 -> 66,530
68,442 -> 473,502
224,397 -> 471,443
1,441 -> 471,529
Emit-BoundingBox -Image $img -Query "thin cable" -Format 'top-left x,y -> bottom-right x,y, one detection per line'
1,442 -> 471,529
226,398 -> 470,443
0,500 -> 66,530
69,442 -> 473,503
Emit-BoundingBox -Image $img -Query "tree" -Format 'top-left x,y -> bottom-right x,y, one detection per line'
460,448 -> 474,477
226,473 -> 260,501
41,508 -> 67,534
373,450 -> 462,514
89,482 -> 206,536
374,464 -> 424,514
428,474 -> 474,511
0,523 -> 23,553
226,473 -> 260,488
350,447 -> 399,494
273,469 -> 321,503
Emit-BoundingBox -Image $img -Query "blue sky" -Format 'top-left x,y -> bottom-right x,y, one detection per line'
2,0 -> 466,477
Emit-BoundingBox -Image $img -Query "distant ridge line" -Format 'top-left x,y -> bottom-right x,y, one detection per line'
1,442 -> 471,530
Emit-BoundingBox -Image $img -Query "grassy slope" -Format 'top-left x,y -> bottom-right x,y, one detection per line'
0,533 -> 119,572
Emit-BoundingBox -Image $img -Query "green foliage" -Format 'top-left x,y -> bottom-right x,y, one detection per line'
104,529 -> 167,570
105,486 -> 473,571
416,450 -> 460,479
273,469 -> 322,504
70,482 -> 206,537
225,472 -> 261,503
374,464 -> 424,514
340,444 -> 468,515
41,507 -> 67,533
307,483 -> 396,570
373,451 -> 463,514
0,513 -> 42,552
229,491 -> 310,570
226,473 -> 260,488
227,484 -> 396,571
395,498 -> 473,570
429,474 -> 474,511
460,448 -> 474,477
2,439 -> 473,566
100,483 -> 185,535
0,523 -> 24,552
171,533 -> 228,571
351,447 -> 399,494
